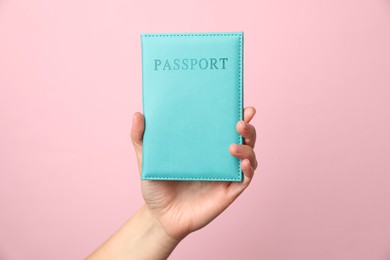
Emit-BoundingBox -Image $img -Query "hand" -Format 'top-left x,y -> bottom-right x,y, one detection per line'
131,106 -> 258,241
86,107 -> 258,260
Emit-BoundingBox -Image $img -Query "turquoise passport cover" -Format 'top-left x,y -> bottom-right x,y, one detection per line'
141,32 -> 243,181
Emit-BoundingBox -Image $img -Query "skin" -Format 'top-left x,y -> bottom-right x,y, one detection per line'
86,106 -> 258,260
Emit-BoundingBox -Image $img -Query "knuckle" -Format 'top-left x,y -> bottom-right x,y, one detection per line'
249,124 -> 256,137
253,154 -> 259,169
248,146 -> 255,157
249,150 -> 257,167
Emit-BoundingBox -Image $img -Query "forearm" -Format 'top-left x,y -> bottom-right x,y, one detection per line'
86,204 -> 181,260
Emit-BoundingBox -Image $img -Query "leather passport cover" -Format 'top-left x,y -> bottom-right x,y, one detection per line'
140,32 -> 243,181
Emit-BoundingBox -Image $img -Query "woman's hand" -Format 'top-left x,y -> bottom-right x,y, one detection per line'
86,107 -> 258,260
131,106 -> 258,241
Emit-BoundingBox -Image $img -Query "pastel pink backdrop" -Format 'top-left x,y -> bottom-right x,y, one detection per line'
1,0 -> 390,259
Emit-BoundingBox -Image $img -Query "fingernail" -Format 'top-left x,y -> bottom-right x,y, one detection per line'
234,144 -> 240,152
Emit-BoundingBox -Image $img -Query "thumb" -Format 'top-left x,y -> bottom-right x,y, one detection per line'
130,112 -> 145,172
131,112 -> 145,146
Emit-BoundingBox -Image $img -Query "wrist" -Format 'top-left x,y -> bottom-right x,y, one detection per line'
86,204 -> 183,260
137,204 -> 183,256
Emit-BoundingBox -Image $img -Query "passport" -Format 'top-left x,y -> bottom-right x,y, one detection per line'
140,32 -> 243,181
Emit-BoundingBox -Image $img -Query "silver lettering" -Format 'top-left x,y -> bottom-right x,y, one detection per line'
153,58 -> 229,71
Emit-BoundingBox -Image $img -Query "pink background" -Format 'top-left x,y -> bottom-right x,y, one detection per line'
1,0 -> 390,259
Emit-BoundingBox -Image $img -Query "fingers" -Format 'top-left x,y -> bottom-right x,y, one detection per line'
227,106 -> 258,201
229,144 -> 258,170
243,106 -> 256,123
236,120 -> 256,148
130,112 -> 145,149
240,158 -> 255,187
